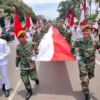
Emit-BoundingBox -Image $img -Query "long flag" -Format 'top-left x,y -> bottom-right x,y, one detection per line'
35,26 -> 75,61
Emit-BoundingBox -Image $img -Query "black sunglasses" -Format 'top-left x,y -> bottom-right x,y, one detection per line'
19,34 -> 26,38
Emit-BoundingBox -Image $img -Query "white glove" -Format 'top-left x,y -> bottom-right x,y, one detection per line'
16,67 -> 19,71
0,56 -> 4,61
31,56 -> 36,61
76,56 -> 82,61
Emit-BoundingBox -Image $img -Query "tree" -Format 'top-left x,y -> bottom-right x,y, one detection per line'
0,0 -> 36,27
57,0 -> 83,20
94,0 -> 100,8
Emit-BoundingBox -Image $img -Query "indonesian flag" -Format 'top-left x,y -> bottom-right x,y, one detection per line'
26,13 -> 34,29
35,26 -> 75,61
70,9 -> 74,31
65,13 -> 69,26
77,0 -> 86,38
79,0 -> 86,26
14,11 -> 23,46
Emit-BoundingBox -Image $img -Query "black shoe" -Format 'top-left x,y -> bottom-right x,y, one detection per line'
35,79 -> 39,85
5,90 -> 10,97
25,89 -> 33,100
85,93 -> 90,100
2,84 -> 5,91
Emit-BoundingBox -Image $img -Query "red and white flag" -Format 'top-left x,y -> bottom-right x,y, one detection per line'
70,9 -> 74,31
26,13 -> 34,29
65,13 -> 69,26
35,26 -> 75,61
14,11 -> 23,46
77,0 -> 86,38
80,0 -> 86,25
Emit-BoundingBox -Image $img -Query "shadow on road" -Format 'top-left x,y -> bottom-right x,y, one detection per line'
17,61 -> 98,100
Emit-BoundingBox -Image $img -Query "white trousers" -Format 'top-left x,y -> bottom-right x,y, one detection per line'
0,65 -> 10,90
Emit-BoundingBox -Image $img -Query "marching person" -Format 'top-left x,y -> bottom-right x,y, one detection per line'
16,30 -> 39,100
0,37 -> 11,97
71,25 -> 100,100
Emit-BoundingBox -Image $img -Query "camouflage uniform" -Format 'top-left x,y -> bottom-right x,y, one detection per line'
57,26 -> 66,36
64,29 -> 72,45
16,42 -> 38,89
33,32 -> 41,46
71,38 -> 100,94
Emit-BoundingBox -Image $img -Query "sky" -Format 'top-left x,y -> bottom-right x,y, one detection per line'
23,0 -> 98,20
23,0 -> 66,19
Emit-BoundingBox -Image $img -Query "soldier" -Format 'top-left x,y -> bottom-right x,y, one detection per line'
0,38 -> 11,97
64,25 -> 72,45
16,30 -> 39,100
71,25 -> 100,100
57,23 -> 66,36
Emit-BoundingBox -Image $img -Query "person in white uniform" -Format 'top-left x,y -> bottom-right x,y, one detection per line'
0,38 -> 11,97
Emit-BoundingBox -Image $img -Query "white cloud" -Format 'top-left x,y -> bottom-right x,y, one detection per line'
23,0 -> 66,4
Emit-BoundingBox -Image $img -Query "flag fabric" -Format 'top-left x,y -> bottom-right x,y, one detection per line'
65,13 -> 69,26
26,13 -> 34,29
26,13 -> 31,28
14,11 -> 23,46
79,0 -> 86,26
70,9 -> 74,31
77,0 -> 86,38
35,26 -> 75,61
70,9 -> 74,27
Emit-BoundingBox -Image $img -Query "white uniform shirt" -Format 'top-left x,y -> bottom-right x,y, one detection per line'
0,39 -> 11,66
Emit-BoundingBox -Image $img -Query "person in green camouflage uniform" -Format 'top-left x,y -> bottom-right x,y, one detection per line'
16,30 -> 39,100
71,25 -> 100,100
64,25 -> 72,45
33,27 -> 41,47
57,24 -> 66,36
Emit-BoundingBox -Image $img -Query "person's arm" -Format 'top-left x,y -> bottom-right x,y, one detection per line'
16,47 -> 21,67
0,41 -> 11,60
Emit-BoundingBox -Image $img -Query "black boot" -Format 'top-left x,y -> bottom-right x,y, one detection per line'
25,88 -> 33,100
5,90 -> 10,97
35,79 -> 39,85
2,84 -> 5,91
85,93 -> 90,100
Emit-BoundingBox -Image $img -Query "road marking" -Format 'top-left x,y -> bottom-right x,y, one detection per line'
95,60 -> 100,65
8,80 -> 21,100
96,54 -> 100,58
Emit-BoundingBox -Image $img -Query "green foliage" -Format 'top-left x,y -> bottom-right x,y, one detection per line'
0,0 -> 36,27
87,13 -> 98,21
57,0 -> 83,20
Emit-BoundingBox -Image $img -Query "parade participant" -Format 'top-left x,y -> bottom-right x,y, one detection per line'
25,28 -> 32,42
57,23 -> 66,36
71,25 -> 100,100
64,24 -> 72,45
0,37 -> 11,97
16,30 -> 39,100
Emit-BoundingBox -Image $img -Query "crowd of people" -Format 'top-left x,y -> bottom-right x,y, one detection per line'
0,18 -> 100,100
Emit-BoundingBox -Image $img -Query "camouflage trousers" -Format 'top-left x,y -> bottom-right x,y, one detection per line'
20,68 -> 38,89
78,60 -> 95,94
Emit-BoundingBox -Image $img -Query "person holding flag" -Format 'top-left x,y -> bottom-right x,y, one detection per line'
16,30 -> 39,100
71,25 -> 100,100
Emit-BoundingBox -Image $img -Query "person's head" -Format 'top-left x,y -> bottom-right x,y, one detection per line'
17,30 -> 27,43
82,25 -> 92,39
66,24 -> 70,29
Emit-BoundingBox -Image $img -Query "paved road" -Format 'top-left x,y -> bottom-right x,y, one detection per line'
0,41 -> 100,100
